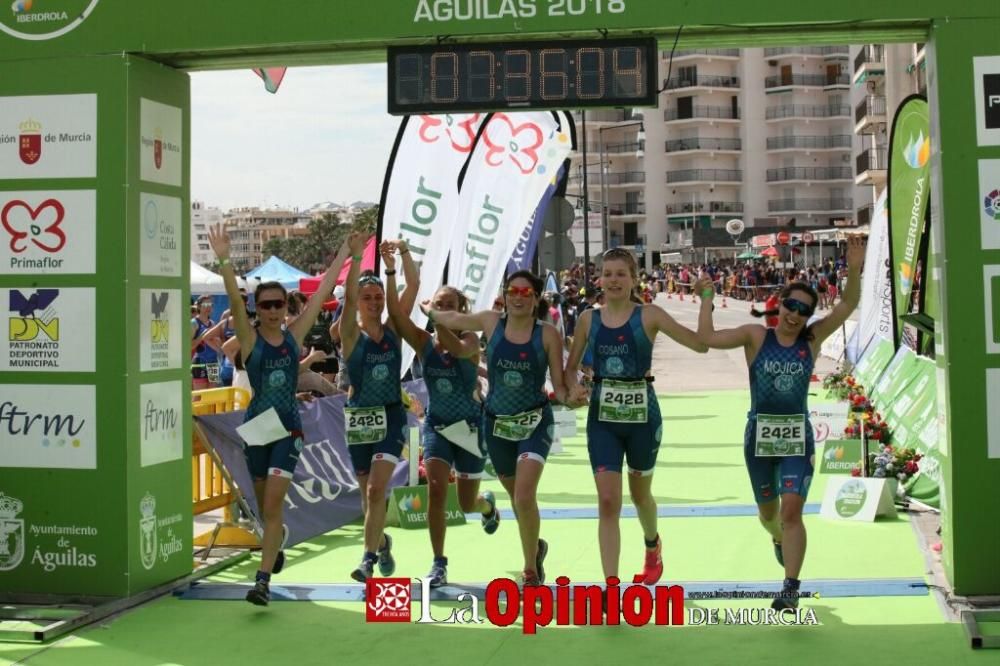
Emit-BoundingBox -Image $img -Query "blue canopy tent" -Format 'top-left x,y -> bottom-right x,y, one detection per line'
245,256 -> 311,291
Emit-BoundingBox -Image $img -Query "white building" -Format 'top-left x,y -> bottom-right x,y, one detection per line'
190,200 -> 222,267
568,46 -> 875,269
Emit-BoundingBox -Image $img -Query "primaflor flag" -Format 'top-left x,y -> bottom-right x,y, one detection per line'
377,113 -> 485,376
449,111 -> 573,313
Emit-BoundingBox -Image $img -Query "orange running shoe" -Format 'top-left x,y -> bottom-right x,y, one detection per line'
633,537 -> 662,585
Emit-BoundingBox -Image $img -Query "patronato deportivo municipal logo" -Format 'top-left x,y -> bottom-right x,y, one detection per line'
366,578 -> 412,622
17,118 -> 41,164
139,492 -> 157,570
2,0 -> 100,41
903,131 -> 930,169
0,491 -> 25,571
150,291 -> 169,343
984,187 -> 1000,220
9,288 -> 59,342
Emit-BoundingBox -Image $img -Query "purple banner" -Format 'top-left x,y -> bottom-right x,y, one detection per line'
507,165 -> 564,274
195,382 -> 428,547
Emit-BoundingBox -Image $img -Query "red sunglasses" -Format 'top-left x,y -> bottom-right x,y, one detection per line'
505,286 -> 535,298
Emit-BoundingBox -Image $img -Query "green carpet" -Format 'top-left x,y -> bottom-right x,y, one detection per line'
3,390 -> 988,666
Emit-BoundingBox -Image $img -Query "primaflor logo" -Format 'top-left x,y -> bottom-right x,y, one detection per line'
2,0 -> 100,41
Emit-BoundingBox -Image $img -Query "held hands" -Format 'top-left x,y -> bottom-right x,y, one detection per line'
379,240 -> 397,271
565,382 -> 591,408
208,223 -> 230,261
694,277 -> 715,302
419,299 -> 434,318
845,234 -> 865,268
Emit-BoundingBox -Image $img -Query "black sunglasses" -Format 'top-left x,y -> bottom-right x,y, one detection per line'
782,298 -> 815,317
257,299 -> 287,311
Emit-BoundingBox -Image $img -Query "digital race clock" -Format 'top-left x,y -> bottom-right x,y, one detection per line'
387,38 -> 657,114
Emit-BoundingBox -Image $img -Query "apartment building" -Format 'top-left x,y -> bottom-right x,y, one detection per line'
852,42 -> 928,226
190,200 -> 222,267
223,206 -> 312,271
568,45 -> 876,268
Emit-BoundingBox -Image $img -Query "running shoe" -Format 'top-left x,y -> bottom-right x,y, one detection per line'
377,533 -> 396,577
773,540 -> 784,567
245,580 -> 270,606
481,491 -> 500,535
351,557 -> 375,583
635,537 -> 663,585
427,560 -> 448,588
521,569 -> 542,587
771,587 -> 799,610
535,538 -> 549,585
272,524 -> 290,575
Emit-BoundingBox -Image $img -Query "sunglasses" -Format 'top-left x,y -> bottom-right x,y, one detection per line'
256,299 -> 287,311
505,285 -> 535,298
359,275 -> 383,287
782,298 -> 815,317
602,248 -> 633,259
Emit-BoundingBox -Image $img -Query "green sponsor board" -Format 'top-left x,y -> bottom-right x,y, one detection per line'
0,55 -> 190,597
853,337 -> 896,389
887,96 -> 931,347
821,477 -> 897,522
870,346 -> 919,408
388,485 -> 468,530
818,439 -> 863,475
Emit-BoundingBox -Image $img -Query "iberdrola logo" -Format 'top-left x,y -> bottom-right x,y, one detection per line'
824,444 -> 845,461
903,131 -> 930,169
397,493 -> 423,512
11,1 -> 33,13
898,263 -> 913,294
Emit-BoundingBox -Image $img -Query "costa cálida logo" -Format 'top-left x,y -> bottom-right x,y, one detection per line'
18,118 -> 40,165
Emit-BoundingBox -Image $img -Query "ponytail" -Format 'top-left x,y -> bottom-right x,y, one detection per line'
750,308 -> 778,319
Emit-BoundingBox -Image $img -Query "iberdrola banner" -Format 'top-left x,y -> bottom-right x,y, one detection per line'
378,113 -> 485,376
450,111 -> 573,313
886,95 -> 930,348
849,189 -> 892,363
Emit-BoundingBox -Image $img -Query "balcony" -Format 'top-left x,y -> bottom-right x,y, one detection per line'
856,203 -> 875,227
664,105 -> 740,122
855,95 -> 887,133
853,45 -> 885,83
768,198 -> 853,213
670,48 -> 740,59
766,166 -> 853,182
666,201 -> 744,216
766,135 -> 852,151
603,140 -> 645,155
663,74 -> 741,90
661,230 -> 694,249
568,171 -> 646,187
666,169 -> 742,184
766,104 -> 851,121
580,109 -> 644,124
764,73 -> 850,90
607,203 -> 646,217
664,137 -> 742,153
764,46 -> 849,59
855,148 -> 888,185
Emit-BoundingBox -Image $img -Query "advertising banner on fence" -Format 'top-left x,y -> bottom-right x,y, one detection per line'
378,113 -> 484,377
449,111 -> 572,313
196,385 -> 426,546
887,95 -> 930,348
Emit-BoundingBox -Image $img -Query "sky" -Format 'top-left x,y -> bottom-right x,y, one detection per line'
190,64 -> 400,212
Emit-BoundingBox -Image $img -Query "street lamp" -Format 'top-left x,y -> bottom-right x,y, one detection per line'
598,120 -> 645,256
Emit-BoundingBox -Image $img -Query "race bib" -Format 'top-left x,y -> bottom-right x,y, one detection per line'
755,413 -> 806,457
598,380 -> 648,423
492,409 -> 542,442
345,406 -> 387,445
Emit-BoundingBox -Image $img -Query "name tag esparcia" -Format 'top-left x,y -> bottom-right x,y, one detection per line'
493,408 -> 542,442
755,413 -> 806,457
598,380 -> 648,423
345,406 -> 388,445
